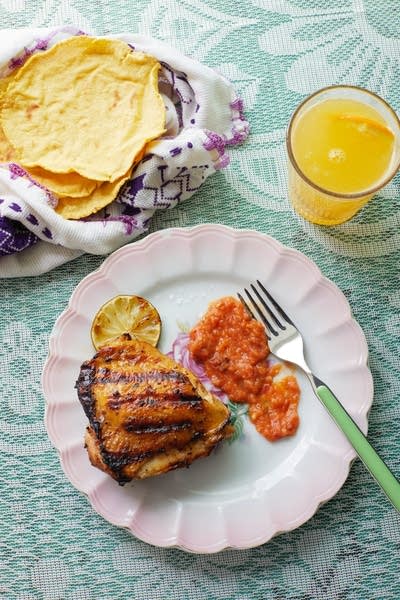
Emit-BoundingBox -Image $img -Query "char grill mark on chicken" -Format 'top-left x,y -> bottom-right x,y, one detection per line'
76,338 -> 232,483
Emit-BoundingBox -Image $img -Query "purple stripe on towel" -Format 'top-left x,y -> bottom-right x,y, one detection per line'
0,216 -> 39,256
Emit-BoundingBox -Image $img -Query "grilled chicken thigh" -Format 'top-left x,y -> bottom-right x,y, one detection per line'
76,335 -> 232,483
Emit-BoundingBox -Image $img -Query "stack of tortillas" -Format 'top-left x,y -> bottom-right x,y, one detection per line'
0,36 -> 166,219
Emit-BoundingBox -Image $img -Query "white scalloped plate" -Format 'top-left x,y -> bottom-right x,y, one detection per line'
43,224 -> 373,553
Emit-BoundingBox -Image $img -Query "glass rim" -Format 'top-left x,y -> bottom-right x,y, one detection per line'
286,84 -> 400,200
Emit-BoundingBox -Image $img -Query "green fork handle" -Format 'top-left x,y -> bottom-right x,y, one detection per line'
314,378 -> 400,513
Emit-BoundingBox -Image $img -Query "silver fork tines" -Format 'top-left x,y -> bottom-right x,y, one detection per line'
238,289 -> 276,338
239,280 -> 294,343
255,280 -> 294,326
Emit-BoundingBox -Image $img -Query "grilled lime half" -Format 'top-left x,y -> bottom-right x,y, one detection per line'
91,294 -> 161,350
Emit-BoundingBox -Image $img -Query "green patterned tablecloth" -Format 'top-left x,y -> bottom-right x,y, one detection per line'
1,1 -> 399,598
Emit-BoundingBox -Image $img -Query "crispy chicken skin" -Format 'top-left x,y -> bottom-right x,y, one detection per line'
75,335 -> 233,483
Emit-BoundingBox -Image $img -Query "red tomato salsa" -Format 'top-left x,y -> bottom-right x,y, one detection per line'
188,296 -> 300,441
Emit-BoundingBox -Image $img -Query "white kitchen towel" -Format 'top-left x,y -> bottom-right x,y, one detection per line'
0,26 -> 248,277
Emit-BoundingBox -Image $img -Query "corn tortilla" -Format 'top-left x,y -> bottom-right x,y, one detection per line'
0,75 -> 18,162
55,166 -> 133,219
1,36 -> 165,182
27,166 -> 100,198
0,119 -> 100,197
0,123 -> 15,162
1,68 -> 100,198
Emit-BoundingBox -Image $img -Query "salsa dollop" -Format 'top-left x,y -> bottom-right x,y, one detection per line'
188,296 -> 300,441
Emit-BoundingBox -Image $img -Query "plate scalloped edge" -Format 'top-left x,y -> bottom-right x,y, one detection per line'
42,224 -> 374,553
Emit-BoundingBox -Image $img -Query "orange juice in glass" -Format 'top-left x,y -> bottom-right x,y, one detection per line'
287,86 -> 400,225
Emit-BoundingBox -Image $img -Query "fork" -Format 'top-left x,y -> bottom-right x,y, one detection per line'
238,280 -> 400,513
